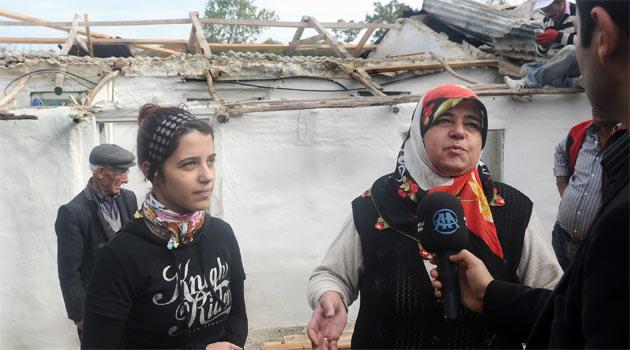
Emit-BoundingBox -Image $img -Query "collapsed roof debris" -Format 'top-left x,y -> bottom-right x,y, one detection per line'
0,51 -> 497,81
421,0 -> 541,61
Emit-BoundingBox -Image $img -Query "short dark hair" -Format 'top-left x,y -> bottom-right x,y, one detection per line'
576,0 -> 629,47
137,104 -> 214,182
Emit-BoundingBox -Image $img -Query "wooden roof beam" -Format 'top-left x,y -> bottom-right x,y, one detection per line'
84,14 -> 94,57
307,16 -> 352,59
0,18 -> 400,29
352,27 -> 374,57
286,16 -> 308,56
60,14 -> 80,55
0,8 -> 182,56
190,12 -> 211,57
291,33 -> 325,47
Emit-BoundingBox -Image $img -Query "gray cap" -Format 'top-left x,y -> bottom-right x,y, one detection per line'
89,144 -> 136,169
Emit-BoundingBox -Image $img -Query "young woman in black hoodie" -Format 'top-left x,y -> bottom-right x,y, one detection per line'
82,104 -> 247,349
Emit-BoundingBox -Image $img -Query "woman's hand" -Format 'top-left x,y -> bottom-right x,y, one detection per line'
205,341 -> 242,350
307,290 -> 348,350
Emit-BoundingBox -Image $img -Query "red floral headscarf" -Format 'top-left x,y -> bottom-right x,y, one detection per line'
419,84 -> 488,147
395,84 -> 504,259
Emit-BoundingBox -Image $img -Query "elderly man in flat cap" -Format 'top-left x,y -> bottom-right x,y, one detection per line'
55,144 -> 138,338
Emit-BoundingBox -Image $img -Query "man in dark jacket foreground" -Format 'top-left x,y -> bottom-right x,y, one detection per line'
432,1 -> 629,348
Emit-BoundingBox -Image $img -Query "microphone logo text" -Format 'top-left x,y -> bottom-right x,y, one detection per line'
432,209 -> 459,235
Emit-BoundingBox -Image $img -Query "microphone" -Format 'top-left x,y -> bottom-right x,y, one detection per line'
416,191 -> 468,320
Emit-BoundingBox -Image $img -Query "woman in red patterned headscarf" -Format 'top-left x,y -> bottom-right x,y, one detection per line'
307,84 -> 562,349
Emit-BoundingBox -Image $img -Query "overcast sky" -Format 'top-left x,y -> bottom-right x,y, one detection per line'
1,0 -> 526,51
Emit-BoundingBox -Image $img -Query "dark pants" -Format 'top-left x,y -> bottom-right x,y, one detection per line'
552,221 -> 580,270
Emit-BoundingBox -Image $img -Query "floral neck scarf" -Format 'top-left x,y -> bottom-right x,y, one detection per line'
141,193 -> 205,250
427,167 -> 504,259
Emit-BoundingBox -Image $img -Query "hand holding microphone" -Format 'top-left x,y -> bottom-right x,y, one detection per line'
417,192 -> 495,315
417,192 -> 469,320
429,249 -> 494,314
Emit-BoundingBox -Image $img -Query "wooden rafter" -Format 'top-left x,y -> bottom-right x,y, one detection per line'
205,72 -> 221,102
364,59 -> 499,73
75,36 -> 90,54
84,70 -> 120,106
497,58 -> 522,76
291,33 -> 325,47
206,71 -> 230,123
308,16 -> 352,59
84,13 -> 94,57
137,46 -> 182,56
0,18 -> 400,30
93,85 -> 582,122
222,87 -> 583,116
0,112 -> 37,120
0,37 -> 377,52
190,11 -> 211,57
347,68 -> 386,96
0,76 -> 30,108
0,9 -> 398,57
286,16 -> 308,56
352,27 -> 374,57
0,9 -> 182,56
60,14 -> 80,55
187,23 -> 198,54
429,51 -> 479,84
263,332 -> 352,350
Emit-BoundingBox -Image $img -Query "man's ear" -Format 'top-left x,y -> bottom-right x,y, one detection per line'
591,6 -> 621,65
94,166 -> 105,179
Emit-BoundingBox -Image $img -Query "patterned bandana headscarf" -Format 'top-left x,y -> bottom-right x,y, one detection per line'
146,110 -> 198,182
142,193 -> 205,250
394,84 -> 503,259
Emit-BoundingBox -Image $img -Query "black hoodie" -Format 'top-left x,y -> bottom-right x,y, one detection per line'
81,214 -> 247,349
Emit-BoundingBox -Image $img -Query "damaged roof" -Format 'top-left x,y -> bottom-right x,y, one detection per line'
0,50 -> 497,81
421,0 -> 541,60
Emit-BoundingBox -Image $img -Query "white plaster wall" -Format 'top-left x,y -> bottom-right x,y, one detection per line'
482,93 -> 591,229
0,82 -> 591,349
0,108 -> 97,349
218,107 -> 405,327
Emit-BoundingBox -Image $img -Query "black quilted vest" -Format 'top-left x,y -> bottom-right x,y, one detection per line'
351,181 -> 532,349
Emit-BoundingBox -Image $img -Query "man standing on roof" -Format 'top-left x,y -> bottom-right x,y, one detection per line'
552,109 -> 625,270
504,0 -> 581,90
55,144 -> 138,338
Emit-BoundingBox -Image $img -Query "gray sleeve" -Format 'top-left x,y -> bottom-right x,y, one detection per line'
553,135 -> 571,177
516,208 -> 563,289
307,213 -> 363,309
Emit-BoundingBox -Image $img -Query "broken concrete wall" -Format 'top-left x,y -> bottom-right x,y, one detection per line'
369,18 -> 484,60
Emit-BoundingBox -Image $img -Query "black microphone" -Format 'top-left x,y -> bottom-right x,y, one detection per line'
416,191 -> 468,320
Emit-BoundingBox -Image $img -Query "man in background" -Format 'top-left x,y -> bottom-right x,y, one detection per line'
505,0 -> 581,89
552,109 -> 624,269
55,144 -> 137,337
